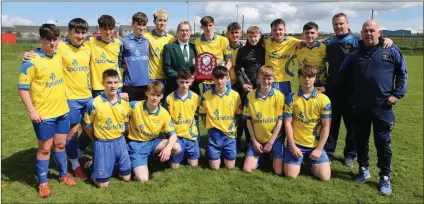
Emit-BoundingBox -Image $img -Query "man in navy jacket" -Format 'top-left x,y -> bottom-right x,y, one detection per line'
340,19 -> 408,196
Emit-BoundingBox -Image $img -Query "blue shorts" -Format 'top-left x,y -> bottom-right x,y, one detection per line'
151,79 -> 167,86
207,128 -> 237,161
246,136 -> 285,159
203,81 -> 232,93
67,98 -> 92,125
170,137 -> 200,163
32,113 -> 70,141
127,138 -> 163,169
272,81 -> 291,96
93,136 -> 131,183
284,144 -> 329,165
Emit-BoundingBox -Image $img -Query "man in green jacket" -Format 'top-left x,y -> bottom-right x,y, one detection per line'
163,21 -> 198,95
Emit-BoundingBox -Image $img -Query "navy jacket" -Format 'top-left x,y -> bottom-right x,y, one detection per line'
323,31 -> 359,98
340,39 -> 408,108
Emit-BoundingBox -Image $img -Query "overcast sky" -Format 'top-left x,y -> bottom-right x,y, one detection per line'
2,2 -> 423,34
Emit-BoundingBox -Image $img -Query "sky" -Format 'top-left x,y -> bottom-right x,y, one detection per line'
2,1 -> 423,34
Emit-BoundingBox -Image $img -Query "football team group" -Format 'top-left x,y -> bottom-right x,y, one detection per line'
17,9 -> 407,198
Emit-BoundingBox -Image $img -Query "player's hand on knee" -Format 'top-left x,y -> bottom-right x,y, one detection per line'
263,142 -> 273,153
253,140 -> 263,153
309,148 -> 322,161
159,147 -> 172,162
291,146 -> 303,159
29,110 -> 42,123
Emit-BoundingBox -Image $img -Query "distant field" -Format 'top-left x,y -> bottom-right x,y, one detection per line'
1,45 -> 423,203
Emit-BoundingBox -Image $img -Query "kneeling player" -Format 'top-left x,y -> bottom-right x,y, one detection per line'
200,66 -> 242,170
84,69 -> 131,188
283,65 -> 331,181
242,65 -> 285,175
127,81 -> 181,182
164,71 -> 200,168
18,24 -> 77,198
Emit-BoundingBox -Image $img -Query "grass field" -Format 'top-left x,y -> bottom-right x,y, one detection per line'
1,45 -> 423,203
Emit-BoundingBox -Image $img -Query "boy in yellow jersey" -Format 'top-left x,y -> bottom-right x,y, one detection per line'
84,69 -> 131,188
283,65 -> 331,181
18,24 -> 77,198
127,81 -> 181,182
144,9 -> 176,85
263,19 -> 301,95
242,65 -> 285,175
194,16 -> 232,93
85,15 -> 126,98
22,18 -> 92,180
164,71 -> 200,168
200,66 -> 242,170
296,22 -> 327,89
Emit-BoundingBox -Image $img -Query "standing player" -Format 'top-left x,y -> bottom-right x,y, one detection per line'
84,69 -> 131,188
263,19 -> 300,95
235,26 -> 265,152
18,24 -> 77,198
164,71 -> 200,168
194,16 -> 232,93
283,65 -> 331,181
127,81 -> 181,182
119,12 -> 150,101
144,9 -> 176,85
339,20 -> 407,195
296,22 -> 327,89
199,66 -> 242,170
242,65 -> 284,175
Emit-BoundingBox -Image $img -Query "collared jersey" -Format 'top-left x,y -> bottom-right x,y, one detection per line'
128,100 -> 176,142
84,94 -> 130,140
195,34 -> 232,84
164,90 -> 200,140
230,41 -> 244,83
296,41 -> 328,85
86,36 -> 122,91
119,33 -> 150,86
57,40 -> 92,99
18,48 -> 69,119
283,88 -> 331,148
243,88 -> 284,143
199,87 -> 242,138
264,36 -> 300,82
144,30 -> 175,80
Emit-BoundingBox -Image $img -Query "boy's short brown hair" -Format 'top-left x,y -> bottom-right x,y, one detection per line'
258,65 -> 275,78
270,19 -> 286,28
212,66 -> 228,79
102,69 -> 119,80
200,16 -> 214,26
98,15 -> 116,29
146,81 -> 165,95
177,70 -> 192,80
227,22 -> 241,32
132,12 -> 148,26
247,26 -> 261,35
298,64 -> 318,77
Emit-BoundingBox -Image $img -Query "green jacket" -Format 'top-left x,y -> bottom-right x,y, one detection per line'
163,40 -> 197,78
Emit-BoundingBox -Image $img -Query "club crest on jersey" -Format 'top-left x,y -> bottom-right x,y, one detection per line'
273,102 -> 277,109
139,124 -> 145,130
229,100 -> 234,107
382,51 -> 390,60
101,52 -> 106,59
154,47 -> 161,56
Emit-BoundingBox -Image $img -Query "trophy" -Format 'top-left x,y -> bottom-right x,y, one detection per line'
195,52 -> 217,80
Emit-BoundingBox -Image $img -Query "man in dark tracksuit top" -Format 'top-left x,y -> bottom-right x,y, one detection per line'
340,20 -> 407,196
119,12 -> 150,101
322,14 -> 358,165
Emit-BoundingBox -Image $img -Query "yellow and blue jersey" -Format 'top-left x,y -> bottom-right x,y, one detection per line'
283,88 -> 331,148
296,41 -> 328,85
199,87 -> 242,138
264,36 -> 300,82
163,90 -> 200,140
86,36 -> 122,91
194,34 -> 232,84
144,30 -> 175,80
18,48 -> 69,119
229,41 -> 244,83
57,40 -> 92,99
127,100 -> 176,142
84,94 -> 130,140
243,88 -> 284,143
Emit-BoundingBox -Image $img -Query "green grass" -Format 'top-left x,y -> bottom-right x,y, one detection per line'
1,48 -> 423,202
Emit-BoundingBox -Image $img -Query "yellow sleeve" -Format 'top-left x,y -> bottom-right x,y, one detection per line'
163,112 -> 176,137
222,37 -> 232,60
18,60 -> 35,89
320,95 -> 332,119
277,93 -> 285,120
283,93 -> 294,118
